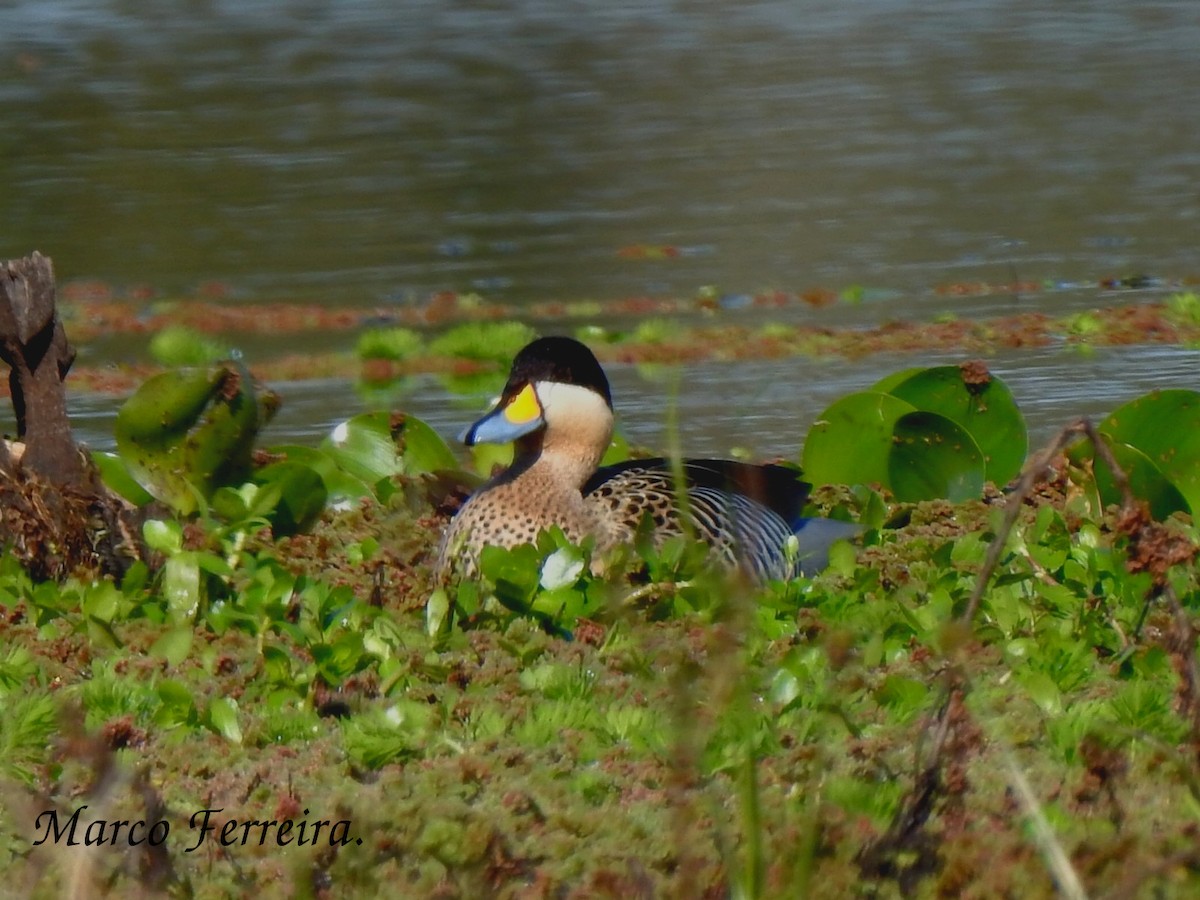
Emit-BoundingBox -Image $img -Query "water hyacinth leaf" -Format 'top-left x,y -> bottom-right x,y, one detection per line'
90,450 -> 155,505
254,461 -> 328,535
802,391 -> 917,488
114,363 -> 276,515
888,411 -> 986,502
472,441 -> 514,477
1099,389 -> 1200,515
322,412 -> 401,485
397,414 -> 458,474
268,444 -> 375,504
874,364 -> 1027,486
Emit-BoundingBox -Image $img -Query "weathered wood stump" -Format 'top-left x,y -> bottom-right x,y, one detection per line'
0,251 -> 85,484
1,252 -> 143,579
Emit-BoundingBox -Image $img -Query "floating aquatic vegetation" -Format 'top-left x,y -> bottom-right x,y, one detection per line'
355,326 -> 424,362
803,362 -> 1026,501
1070,389 -> 1200,519
113,362 -> 278,515
148,325 -> 230,366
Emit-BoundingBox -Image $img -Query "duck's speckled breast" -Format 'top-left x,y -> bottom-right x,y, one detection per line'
434,463 -> 600,582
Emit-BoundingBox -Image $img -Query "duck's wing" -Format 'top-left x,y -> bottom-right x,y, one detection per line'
583,458 -> 816,580
584,458 -> 811,519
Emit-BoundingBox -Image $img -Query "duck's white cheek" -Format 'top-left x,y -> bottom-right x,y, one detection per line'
535,381 -> 611,427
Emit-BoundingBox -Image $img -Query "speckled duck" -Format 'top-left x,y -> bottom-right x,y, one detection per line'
435,336 -> 859,583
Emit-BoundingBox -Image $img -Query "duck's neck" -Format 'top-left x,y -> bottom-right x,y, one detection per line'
512,424 -> 609,492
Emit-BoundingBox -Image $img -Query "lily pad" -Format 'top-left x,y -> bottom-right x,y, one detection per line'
888,411 -> 986,503
1077,438 -> 1191,520
397,414 -> 458,474
1099,389 -> 1200,515
874,365 -> 1026,486
802,391 -> 917,489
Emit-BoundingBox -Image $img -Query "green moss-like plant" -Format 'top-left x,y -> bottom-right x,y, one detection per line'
148,324 -> 230,366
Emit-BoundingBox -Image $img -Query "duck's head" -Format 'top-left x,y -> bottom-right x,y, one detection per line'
462,337 -> 614,461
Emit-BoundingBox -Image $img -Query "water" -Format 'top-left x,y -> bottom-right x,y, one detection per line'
2,1 -> 1199,450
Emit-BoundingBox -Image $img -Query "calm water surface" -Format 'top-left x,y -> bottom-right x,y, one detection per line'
2,0 -> 1198,448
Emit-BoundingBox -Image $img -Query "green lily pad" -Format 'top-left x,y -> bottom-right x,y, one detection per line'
802,391 -> 917,488
1083,439 -> 1190,520
874,365 -> 1026,486
266,445 -> 376,503
888,411 -> 986,503
1099,389 -> 1200,515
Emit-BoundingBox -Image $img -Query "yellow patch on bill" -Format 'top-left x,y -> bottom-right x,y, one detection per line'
503,383 -> 542,425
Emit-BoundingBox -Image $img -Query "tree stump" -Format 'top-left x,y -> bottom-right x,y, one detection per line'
0,251 -> 85,485
0,252 -> 143,580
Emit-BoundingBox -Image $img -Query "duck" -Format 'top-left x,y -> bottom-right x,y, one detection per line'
434,336 -> 859,584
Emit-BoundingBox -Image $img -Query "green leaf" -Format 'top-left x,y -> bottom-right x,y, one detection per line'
90,450 -> 155,505
154,679 -> 198,729
150,626 -> 194,666
254,460 -> 328,535
356,326 -> 423,362
162,553 -> 203,622
480,544 -> 542,611
397,414 -> 458,474
114,363 -> 276,514
802,391 -> 917,488
143,519 -> 183,555
426,588 -> 453,638
268,444 -> 376,503
874,365 -> 1027,485
1095,441 -> 1190,520
207,696 -> 243,744
1098,389 -> 1200,515
888,411 -> 986,502
322,412 -> 402,485
148,325 -> 229,366
471,441 -> 514,477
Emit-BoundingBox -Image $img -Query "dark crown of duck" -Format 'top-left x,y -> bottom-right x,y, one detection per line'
463,336 -> 613,447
